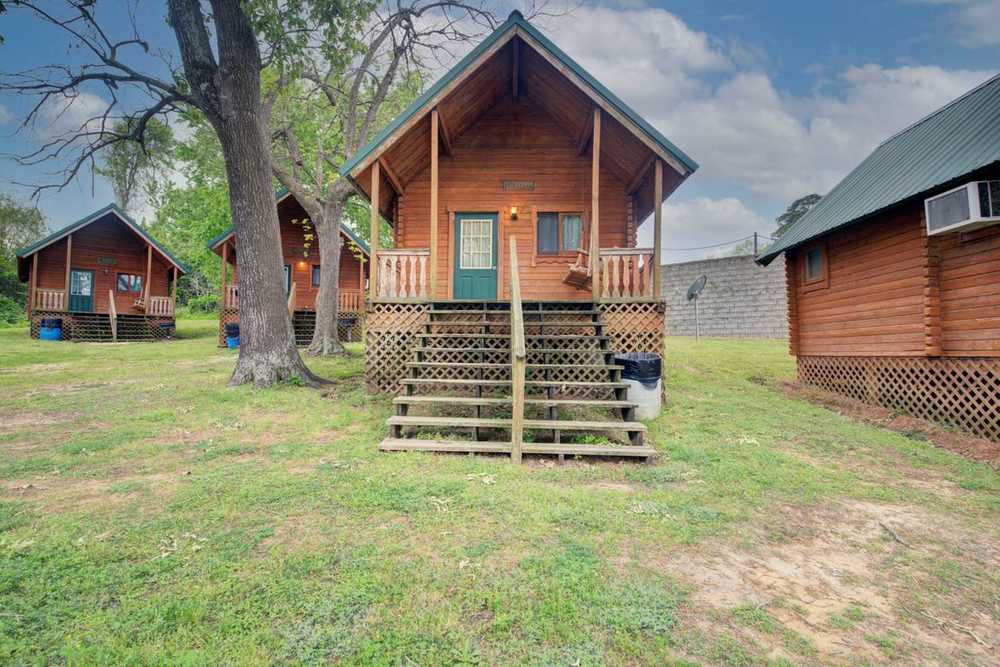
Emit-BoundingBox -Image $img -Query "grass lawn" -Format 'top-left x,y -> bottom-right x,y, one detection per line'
0,320 -> 996,665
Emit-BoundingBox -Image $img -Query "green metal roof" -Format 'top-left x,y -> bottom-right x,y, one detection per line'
207,188 -> 371,256
758,72 -> 1000,265
339,10 -> 698,180
16,203 -> 189,273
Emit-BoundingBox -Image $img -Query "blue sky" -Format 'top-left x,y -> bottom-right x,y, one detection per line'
1,1 -> 998,262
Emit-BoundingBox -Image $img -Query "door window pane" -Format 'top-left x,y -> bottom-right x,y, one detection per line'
461,219 -> 492,269
311,265 -> 321,287
283,265 -> 291,294
561,215 -> 582,252
72,271 -> 93,295
537,213 -> 558,254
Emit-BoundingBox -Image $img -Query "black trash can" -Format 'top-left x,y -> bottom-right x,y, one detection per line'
614,352 -> 662,419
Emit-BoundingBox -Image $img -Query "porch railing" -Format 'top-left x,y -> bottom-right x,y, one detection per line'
375,248 -> 430,300
339,288 -> 363,313
148,296 -> 174,317
508,236 -> 526,464
224,285 -> 239,309
34,288 -> 65,311
598,248 -> 655,299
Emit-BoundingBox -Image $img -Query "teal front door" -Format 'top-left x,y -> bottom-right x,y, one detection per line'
453,213 -> 498,299
68,269 -> 94,312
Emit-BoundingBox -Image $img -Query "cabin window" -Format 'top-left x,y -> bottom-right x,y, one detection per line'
311,265 -> 321,287
116,273 -> 143,293
537,212 -> 584,255
804,247 -> 826,284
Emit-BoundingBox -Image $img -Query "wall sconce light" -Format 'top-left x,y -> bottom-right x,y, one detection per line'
510,205 -> 519,220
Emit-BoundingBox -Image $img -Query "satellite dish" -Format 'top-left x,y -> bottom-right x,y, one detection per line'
687,275 -> 707,301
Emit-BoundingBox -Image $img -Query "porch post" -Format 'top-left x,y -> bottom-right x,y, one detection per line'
430,108 -> 440,300
370,160 -> 381,299
653,158 -> 663,298
171,266 -> 178,314
64,233 -> 72,308
220,241 -> 228,306
145,245 -> 152,302
590,108 -> 601,301
29,252 -> 38,316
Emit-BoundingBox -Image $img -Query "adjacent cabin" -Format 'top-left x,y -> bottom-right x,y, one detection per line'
209,189 -> 370,346
758,73 -> 1000,442
16,204 -> 186,342
339,11 -> 697,459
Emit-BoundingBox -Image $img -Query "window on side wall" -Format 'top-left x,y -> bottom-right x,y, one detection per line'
803,245 -> 827,287
116,273 -> 143,293
311,265 -> 321,288
537,212 -> 584,255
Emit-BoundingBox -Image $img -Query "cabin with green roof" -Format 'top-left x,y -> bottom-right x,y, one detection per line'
341,11 -> 697,460
16,204 -> 186,342
758,73 -> 1000,442
208,189 -> 370,346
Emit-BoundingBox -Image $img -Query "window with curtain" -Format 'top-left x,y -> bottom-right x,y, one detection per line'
311,265 -> 321,287
116,273 -> 143,293
537,212 -> 583,255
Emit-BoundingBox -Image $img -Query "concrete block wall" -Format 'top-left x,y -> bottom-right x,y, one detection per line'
662,254 -> 787,338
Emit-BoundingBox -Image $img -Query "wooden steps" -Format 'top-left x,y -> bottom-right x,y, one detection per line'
380,299 -> 654,462
404,362 -> 623,371
400,378 -> 629,390
379,438 -> 657,458
393,395 -> 637,409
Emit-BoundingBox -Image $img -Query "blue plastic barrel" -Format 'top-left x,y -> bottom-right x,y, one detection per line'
226,335 -> 240,349
39,317 -> 63,341
39,326 -> 62,341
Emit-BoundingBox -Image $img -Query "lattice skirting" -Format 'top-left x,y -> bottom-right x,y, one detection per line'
218,309 -> 364,347
365,302 -> 430,393
30,311 -> 175,342
798,356 -> 1000,442
599,301 -> 666,355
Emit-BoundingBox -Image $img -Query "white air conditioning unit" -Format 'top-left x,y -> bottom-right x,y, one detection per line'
925,180 -> 1000,235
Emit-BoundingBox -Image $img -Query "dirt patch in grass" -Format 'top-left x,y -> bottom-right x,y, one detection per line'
781,381 -> 1000,470
0,411 -> 81,431
664,500 -> 998,664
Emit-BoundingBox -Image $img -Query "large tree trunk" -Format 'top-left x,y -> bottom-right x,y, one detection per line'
218,124 -> 320,385
168,0 -> 323,386
309,197 -> 347,356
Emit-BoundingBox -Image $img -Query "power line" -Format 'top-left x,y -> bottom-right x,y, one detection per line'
662,232 -> 777,252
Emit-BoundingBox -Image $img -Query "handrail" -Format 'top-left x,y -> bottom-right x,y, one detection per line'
508,236 -> 526,464
108,289 -> 118,342
287,282 -> 297,315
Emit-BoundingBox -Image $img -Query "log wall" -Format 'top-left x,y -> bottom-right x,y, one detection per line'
33,215 -> 172,316
398,97 -> 630,301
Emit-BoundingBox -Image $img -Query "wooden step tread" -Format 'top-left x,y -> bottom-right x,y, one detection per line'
401,378 -> 628,388
388,415 -> 646,431
412,347 -> 614,355
393,396 -> 637,408
416,333 -> 609,340
379,438 -> 656,458
406,362 -> 622,370
428,321 -> 599,327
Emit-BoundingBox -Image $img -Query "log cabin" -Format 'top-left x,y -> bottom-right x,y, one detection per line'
209,188 -> 370,346
339,11 -> 698,459
758,73 -> 1000,442
16,203 -> 186,342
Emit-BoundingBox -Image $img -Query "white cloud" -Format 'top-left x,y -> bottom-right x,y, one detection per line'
657,64 -> 992,200
0,104 -> 13,124
34,91 -> 110,141
540,5 -> 993,203
544,6 -> 730,111
917,0 -> 1000,47
637,196 -> 770,264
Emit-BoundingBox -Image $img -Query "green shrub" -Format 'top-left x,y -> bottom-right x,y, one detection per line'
0,293 -> 25,324
184,293 -> 219,314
